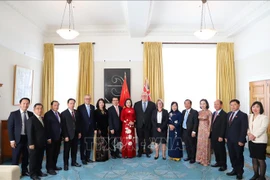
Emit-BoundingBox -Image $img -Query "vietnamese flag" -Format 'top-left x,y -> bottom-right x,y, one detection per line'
119,73 -> 130,107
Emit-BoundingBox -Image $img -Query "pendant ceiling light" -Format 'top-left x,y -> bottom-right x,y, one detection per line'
194,0 -> 217,40
56,0 -> 79,40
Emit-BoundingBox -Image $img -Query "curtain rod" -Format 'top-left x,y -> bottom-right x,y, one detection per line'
54,43 -> 95,46
141,42 -> 217,45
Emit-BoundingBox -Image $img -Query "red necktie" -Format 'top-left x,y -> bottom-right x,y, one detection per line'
229,112 -> 235,125
71,111 -> 76,121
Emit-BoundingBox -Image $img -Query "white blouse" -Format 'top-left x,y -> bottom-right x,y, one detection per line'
157,111 -> 162,124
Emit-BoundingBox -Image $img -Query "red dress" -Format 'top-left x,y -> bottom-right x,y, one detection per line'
120,107 -> 136,158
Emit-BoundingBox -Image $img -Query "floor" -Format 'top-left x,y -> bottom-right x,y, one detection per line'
4,145 -> 270,180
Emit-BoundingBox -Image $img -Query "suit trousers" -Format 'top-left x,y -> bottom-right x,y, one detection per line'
46,139 -> 61,170
136,125 -> 151,154
63,136 -> 78,165
183,129 -> 197,160
109,130 -> 121,156
12,135 -> 29,173
80,128 -> 94,161
211,139 -> 227,167
227,141 -> 244,174
29,146 -> 44,177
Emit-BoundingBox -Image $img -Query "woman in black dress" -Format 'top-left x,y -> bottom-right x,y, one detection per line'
94,98 -> 109,162
152,99 -> 169,160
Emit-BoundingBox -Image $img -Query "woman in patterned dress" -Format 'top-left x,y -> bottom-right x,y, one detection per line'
196,99 -> 212,166
120,99 -> 136,158
168,102 -> 183,161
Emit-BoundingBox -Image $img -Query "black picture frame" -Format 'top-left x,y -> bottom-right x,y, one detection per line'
104,68 -> 131,103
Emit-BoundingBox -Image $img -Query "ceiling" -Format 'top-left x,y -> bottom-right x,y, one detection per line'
4,1 -> 270,37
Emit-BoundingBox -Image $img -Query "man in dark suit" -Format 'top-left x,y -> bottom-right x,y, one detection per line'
210,100 -> 227,171
26,103 -> 47,180
76,95 -> 96,164
134,92 -> 156,158
61,98 -> 81,171
44,100 -> 62,175
225,99 -> 248,180
108,97 -> 122,159
181,99 -> 198,164
8,97 -> 33,176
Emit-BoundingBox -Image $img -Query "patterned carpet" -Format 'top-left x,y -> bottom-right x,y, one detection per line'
5,144 -> 270,180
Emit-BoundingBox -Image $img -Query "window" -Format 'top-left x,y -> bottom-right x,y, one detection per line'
163,44 -> 216,112
54,45 -> 79,112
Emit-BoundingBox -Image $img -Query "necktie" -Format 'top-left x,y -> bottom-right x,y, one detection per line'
115,106 -> 119,116
229,112 -> 235,125
213,112 -> 218,123
71,111 -> 76,121
182,110 -> 189,129
143,102 -> 146,112
38,117 -> 44,126
86,105 -> 90,117
55,111 -> 60,122
23,112 -> 27,134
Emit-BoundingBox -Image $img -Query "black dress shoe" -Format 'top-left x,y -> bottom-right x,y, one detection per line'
55,166 -> 62,171
146,154 -> 151,158
86,158 -> 94,163
189,159 -> 195,164
226,170 -> 237,176
47,170 -> 57,175
249,174 -> 259,180
236,174 -> 243,179
162,157 -> 166,160
154,155 -> 159,160
82,160 -> 87,165
22,172 -> 30,176
211,163 -> 220,167
31,175 -> 41,180
111,155 -> 116,159
38,172 -> 47,177
184,158 -> 191,161
137,153 -> 142,157
218,167 -> 227,171
64,165 -> 69,171
71,162 -> 81,167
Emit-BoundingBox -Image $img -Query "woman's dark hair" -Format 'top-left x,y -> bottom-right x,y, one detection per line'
200,99 -> 209,109
124,98 -> 133,107
250,101 -> 264,114
170,101 -> 179,112
96,98 -> 106,110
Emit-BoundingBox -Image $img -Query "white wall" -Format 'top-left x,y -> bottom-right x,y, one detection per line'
0,1 -> 44,120
234,14 -> 270,113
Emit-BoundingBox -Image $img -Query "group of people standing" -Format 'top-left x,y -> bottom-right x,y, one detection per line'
7,92 -> 269,180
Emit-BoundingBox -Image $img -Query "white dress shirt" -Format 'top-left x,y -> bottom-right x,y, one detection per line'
34,113 -> 44,126
157,111 -> 162,124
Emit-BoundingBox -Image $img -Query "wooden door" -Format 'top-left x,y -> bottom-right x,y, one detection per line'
249,80 -> 270,132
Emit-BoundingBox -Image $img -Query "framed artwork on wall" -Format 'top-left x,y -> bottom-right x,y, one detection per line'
104,68 -> 130,103
13,65 -> 34,105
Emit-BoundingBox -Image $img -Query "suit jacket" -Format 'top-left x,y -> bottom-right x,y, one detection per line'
151,109 -> 169,135
61,109 -> 80,140
26,115 -> 46,148
181,108 -> 199,133
210,109 -> 227,140
108,105 -> 122,132
134,101 -> 156,129
8,110 -> 34,143
248,114 -> 269,144
76,104 -> 96,135
44,110 -> 62,141
226,110 -> 248,143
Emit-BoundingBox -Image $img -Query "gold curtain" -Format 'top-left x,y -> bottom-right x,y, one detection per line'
77,42 -> 94,106
143,42 -> 164,103
216,43 -> 236,112
42,43 -> 55,113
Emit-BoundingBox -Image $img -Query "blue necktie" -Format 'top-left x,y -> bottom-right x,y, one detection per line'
143,102 -> 146,112
86,106 -> 90,118
182,110 -> 189,129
